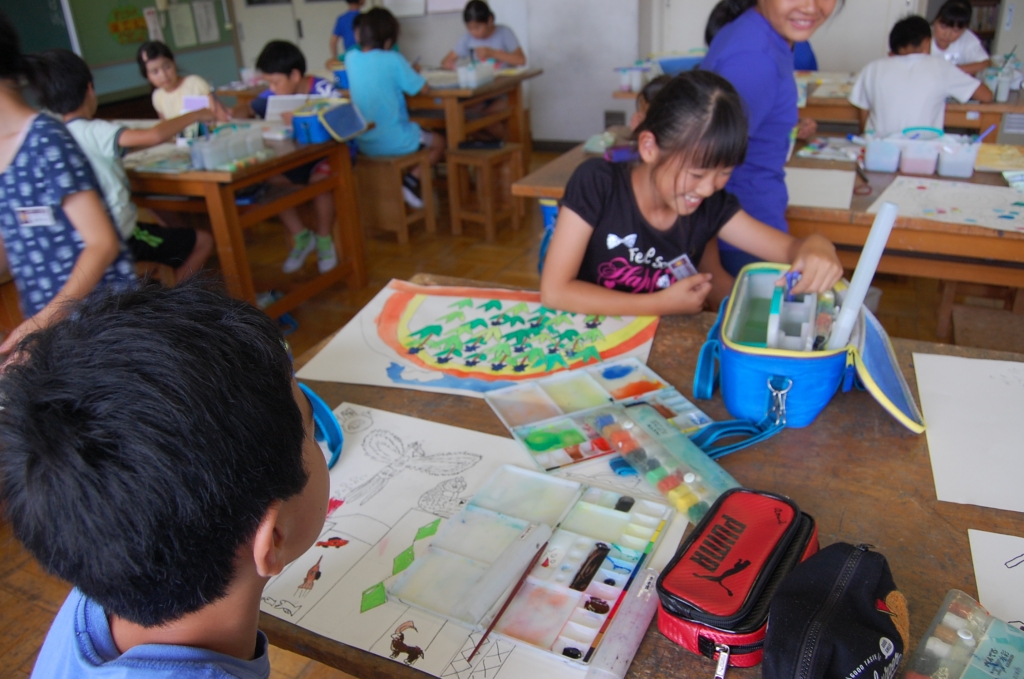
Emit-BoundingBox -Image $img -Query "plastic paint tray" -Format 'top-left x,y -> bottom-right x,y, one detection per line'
388,465 -> 674,666
485,358 -> 712,472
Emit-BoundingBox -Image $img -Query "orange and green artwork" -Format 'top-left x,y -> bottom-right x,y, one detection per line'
296,280 -> 660,397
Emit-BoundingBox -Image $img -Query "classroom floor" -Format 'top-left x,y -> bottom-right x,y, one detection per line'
0,151 -> 966,678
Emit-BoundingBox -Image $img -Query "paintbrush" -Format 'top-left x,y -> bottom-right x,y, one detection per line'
467,540 -> 549,662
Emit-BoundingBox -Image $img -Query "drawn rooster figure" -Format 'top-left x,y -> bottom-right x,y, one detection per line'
345,431 -> 480,506
390,621 -> 425,665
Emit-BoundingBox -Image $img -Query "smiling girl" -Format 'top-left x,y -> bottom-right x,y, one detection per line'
539,72 -> 842,317
702,0 -> 840,276
137,41 -> 217,120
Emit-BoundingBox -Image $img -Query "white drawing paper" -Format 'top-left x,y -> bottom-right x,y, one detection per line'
914,353 -> 1024,513
143,7 -> 164,42
785,167 -> 855,209
869,176 -> 1024,233
191,0 -> 220,44
264,94 -> 328,122
968,529 -> 1024,631
295,280 -> 659,398
168,3 -> 198,48
260,403 -> 602,679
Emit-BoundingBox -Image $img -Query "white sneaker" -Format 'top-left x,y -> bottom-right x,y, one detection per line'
282,236 -> 316,274
402,184 -> 424,209
317,245 -> 338,274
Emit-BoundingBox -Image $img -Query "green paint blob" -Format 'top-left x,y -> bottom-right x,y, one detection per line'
360,582 -> 387,612
524,428 -> 586,453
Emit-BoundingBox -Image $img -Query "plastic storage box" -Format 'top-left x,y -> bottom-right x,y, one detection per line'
865,139 -> 900,172
900,140 -> 940,175
905,589 -> 1024,679
938,141 -> 980,178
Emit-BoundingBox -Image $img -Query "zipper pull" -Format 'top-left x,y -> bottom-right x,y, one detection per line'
714,644 -> 731,679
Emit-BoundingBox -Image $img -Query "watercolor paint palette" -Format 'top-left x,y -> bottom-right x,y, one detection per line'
485,358 -> 712,471
387,465 -> 673,665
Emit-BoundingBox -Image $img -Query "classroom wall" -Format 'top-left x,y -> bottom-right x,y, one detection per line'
809,0 -> 924,72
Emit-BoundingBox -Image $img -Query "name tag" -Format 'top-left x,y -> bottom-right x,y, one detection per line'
14,206 -> 56,228
667,253 -> 699,279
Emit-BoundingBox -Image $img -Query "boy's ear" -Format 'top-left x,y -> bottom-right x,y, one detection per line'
252,500 -> 288,578
290,69 -> 303,85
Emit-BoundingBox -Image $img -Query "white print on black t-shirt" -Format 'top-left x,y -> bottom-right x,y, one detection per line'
606,233 -> 637,249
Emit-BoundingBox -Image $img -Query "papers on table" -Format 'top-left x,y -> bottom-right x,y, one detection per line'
969,530 -> 1024,630
264,94 -> 328,122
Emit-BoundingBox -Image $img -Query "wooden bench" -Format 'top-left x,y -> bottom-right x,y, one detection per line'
353,149 -> 436,246
447,143 -> 523,242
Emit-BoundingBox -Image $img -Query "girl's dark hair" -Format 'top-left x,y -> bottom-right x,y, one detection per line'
705,0 -> 844,45
136,41 -> 175,79
935,0 -> 973,28
634,70 -> 748,170
463,0 -> 494,24
357,7 -> 399,50
637,74 -> 672,108
22,49 -> 93,114
0,10 -> 25,81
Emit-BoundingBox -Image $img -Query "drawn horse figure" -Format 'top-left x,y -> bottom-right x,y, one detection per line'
390,621 -> 425,665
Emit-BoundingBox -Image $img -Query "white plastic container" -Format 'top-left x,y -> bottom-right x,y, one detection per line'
938,141 -> 980,178
865,139 -> 900,172
899,140 -> 940,175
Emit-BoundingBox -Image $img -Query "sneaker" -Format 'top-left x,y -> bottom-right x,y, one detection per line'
282,232 -> 316,273
317,238 -> 338,274
402,173 -> 424,209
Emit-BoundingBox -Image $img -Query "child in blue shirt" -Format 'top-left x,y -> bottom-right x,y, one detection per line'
250,40 -> 342,274
4,279 -> 330,678
0,14 -> 135,357
345,8 -> 446,208
330,0 -> 364,60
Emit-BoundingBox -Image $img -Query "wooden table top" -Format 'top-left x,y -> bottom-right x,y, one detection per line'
512,127 -> 631,199
266,286 -> 1024,679
407,68 -> 542,102
126,139 -> 340,186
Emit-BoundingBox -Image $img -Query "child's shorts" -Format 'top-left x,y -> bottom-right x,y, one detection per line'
283,159 -> 331,185
127,224 -> 197,269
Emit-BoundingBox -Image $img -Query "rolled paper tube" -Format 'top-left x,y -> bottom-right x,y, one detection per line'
826,201 -> 897,350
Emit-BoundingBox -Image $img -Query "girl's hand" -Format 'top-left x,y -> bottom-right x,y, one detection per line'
0,316 -> 42,357
657,273 -> 713,315
789,234 -> 843,295
210,96 -> 232,122
796,117 -> 817,140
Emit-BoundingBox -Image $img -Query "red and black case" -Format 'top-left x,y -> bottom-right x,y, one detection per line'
656,488 -> 818,668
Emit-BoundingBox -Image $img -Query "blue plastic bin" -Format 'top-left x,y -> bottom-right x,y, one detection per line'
656,56 -> 703,75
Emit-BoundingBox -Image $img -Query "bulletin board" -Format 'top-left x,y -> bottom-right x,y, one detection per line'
68,0 -> 234,68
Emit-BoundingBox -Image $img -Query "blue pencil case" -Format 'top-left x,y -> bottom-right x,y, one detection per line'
292,99 -> 368,145
691,263 -> 924,458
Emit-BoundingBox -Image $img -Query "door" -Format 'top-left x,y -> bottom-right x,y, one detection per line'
292,0 -> 349,71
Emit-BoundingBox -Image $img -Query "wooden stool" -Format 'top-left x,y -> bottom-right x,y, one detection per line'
937,281 -> 1024,340
353,149 -> 436,245
447,143 -> 524,242
953,304 -> 1024,353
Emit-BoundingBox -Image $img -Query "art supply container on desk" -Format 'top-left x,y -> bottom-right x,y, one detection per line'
938,137 -> 980,178
865,138 -> 900,172
900,140 -> 940,175
537,198 -> 559,272
905,590 -> 1024,679
692,263 -> 925,457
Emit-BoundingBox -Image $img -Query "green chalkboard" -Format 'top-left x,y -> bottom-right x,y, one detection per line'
3,0 -> 74,54
69,0 -> 234,68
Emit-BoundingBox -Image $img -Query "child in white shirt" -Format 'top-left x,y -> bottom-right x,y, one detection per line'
932,0 -> 991,75
849,15 -> 992,139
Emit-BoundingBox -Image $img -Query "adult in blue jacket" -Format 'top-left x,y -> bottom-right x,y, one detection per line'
702,0 -> 838,276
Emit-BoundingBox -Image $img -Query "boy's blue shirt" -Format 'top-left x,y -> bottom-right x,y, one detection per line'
345,48 -> 426,157
332,9 -> 360,54
702,8 -> 797,243
32,588 -> 270,679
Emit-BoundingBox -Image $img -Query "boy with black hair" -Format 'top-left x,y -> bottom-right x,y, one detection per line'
345,7 -> 446,208
932,0 -> 991,75
0,278 -> 329,677
32,49 -> 216,282
849,15 -> 992,139
330,0 -> 365,60
250,40 -> 341,274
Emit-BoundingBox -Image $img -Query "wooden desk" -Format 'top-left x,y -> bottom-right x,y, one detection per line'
128,140 -> 367,318
214,85 -> 268,108
407,69 -> 542,153
803,84 -> 1024,131
265,303 -> 1024,679
512,127 -> 631,200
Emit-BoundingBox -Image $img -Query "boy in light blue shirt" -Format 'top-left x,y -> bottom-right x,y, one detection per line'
345,7 -> 445,207
2,280 -> 330,678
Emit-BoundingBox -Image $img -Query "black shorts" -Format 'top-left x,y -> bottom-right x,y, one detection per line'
127,223 -> 197,268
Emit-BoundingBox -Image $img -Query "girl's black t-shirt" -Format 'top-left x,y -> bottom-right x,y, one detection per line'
561,158 -> 741,294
